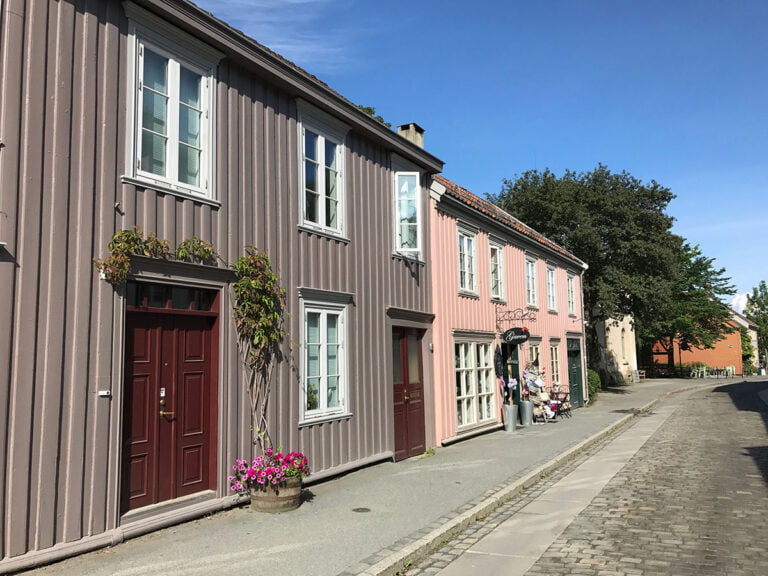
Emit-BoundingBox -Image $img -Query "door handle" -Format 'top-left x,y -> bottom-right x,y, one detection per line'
159,411 -> 175,417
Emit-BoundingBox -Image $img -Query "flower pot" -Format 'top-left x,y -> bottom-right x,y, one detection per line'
503,404 -> 517,432
250,476 -> 302,513
519,400 -> 533,427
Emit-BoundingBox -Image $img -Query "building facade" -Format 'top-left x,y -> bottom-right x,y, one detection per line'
428,176 -> 588,443
0,0 -> 442,569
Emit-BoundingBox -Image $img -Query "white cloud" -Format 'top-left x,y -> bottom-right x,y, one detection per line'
191,0 -> 359,74
731,292 -> 749,314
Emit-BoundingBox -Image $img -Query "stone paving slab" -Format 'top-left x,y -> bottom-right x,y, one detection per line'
406,379 -> 768,576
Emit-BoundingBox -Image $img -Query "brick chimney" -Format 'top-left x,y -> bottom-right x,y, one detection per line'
397,123 -> 425,148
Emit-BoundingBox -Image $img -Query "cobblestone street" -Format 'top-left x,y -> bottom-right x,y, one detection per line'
406,380 -> 768,576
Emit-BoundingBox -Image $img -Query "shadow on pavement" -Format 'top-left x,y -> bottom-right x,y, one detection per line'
714,379 -> 768,484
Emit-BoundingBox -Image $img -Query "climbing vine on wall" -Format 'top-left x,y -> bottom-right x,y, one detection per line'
96,232 -> 288,451
232,246 -> 287,450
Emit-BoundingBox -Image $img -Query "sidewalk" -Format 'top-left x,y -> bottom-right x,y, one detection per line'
18,377 -> 741,576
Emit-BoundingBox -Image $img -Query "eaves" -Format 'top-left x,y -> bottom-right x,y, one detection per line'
133,0 -> 444,174
436,191 -> 587,271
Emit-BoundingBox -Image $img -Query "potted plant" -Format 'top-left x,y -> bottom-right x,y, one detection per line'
229,448 -> 310,513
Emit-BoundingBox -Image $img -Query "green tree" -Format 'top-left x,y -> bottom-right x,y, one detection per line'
357,105 -> 391,128
740,326 -> 756,375
639,243 -> 735,368
490,165 -> 680,370
745,280 -> 768,368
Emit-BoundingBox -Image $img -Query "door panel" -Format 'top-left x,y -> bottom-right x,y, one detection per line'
123,312 -> 216,512
567,338 -> 584,408
393,328 -> 425,461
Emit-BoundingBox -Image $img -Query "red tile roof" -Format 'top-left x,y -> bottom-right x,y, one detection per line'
434,174 -> 586,268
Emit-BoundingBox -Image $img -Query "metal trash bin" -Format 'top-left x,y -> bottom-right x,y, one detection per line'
519,400 -> 533,427
504,404 -> 517,432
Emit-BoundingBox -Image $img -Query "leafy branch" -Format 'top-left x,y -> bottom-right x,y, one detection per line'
232,246 -> 287,450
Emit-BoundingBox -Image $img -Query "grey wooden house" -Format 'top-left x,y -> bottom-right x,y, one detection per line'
0,0 -> 443,569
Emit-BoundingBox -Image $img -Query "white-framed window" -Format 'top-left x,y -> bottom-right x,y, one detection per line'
546,265 -> 557,311
567,274 -> 576,315
455,340 -> 495,428
458,229 -> 476,293
394,171 -> 421,258
525,256 -> 538,307
527,341 -> 541,368
549,341 -> 561,383
301,300 -> 348,422
489,243 -> 505,301
298,102 -> 348,237
125,7 -> 220,200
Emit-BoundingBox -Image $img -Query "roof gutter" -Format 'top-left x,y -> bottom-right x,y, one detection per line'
132,0 -> 444,173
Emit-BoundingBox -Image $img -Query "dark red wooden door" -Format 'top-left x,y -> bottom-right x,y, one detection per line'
123,312 -> 217,512
392,328 -> 425,461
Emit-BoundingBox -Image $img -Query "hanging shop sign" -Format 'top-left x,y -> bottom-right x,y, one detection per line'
501,326 -> 530,346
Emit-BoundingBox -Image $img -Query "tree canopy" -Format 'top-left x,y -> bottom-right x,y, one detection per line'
491,165 -> 679,325
640,243 -> 735,356
745,280 -> 768,366
491,165 -> 735,372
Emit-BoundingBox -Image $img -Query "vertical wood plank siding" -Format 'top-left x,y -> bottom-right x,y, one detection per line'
0,0 -> 434,564
429,196 -> 585,442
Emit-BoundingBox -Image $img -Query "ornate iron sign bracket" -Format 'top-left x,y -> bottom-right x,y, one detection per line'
495,307 -> 537,332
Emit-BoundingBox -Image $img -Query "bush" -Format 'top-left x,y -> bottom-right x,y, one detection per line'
587,369 -> 601,405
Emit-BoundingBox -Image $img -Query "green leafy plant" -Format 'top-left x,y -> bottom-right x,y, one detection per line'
587,369 -> 601,405
94,227 -> 151,285
176,237 -> 216,265
96,229 -> 216,286
232,246 -> 287,450
144,232 -> 171,259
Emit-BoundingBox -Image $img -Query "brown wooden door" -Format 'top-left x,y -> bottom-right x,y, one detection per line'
123,312 -> 217,512
392,328 -> 425,461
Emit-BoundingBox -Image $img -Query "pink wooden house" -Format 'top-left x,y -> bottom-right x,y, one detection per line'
429,175 -> 589,443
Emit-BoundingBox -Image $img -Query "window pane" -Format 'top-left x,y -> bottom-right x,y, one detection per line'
306,344 -> 320,377
143,49 -> 167,93
399,222 -> 417,249
305,160 -> 318,192
326,314 -> 338,343
172,287 -> 191,309
324,140 -> 337,170
179,106 -> 200,146
178,144 -> 200,186
307,312 -> 320,343
306,378 -> 320,410
304,130 -> 317,161
142,91 -> 168,135
327,376 -> 339,407
180,67 -> 201,107
392,334 -> 403,383
305,190 -> 318,223
327,344 -> 338,376
407,334 -> 420,382
326,196 -> 338,228
325,169 -> 338,228
141,131 -> 167,176
397,174 -> 417,200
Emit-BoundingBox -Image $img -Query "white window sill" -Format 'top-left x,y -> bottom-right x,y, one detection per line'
121,176 -> 220,208
299,411 -> 352,427
458,289 -> 480,299
392,252 -> 425,265
298,224 -> 350,244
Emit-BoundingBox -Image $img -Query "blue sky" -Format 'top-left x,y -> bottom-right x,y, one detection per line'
193,0 -> 766,310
